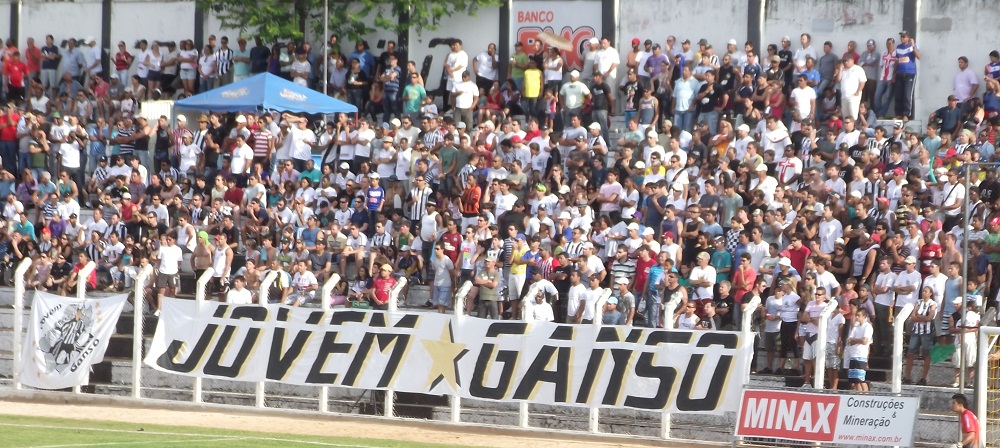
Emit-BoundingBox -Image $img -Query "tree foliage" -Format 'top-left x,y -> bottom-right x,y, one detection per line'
198,0 -> 502,43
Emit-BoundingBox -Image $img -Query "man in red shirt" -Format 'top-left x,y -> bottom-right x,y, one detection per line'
785,233 -> 812,274
23,37 -> 41,80
952,393 -> 981,448
4,51 -> 28,102
369,263 -> 397,310
0,105 -> 18,175
61,251 -> 98,296
438,218 -> 462,265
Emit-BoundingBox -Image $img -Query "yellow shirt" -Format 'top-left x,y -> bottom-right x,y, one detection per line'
524,68 -> 543,98
510,247 -> 529,275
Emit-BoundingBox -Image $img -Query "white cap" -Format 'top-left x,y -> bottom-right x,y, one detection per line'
588,37 -> 599,45
642,227 -> 655,236
672,183 -> 683,191
588,122 -> 602,130
778,257 -> 792,267
850,190 -> 863,198
647,130 -> 658,140
369,173 -> 380,179
755,164 -> 768,172
582,242 -> 595,250
570,70 -> 580,78
122,192 -> 132,199
558,211 -> 572,220
835,238 -> 845,245
728,38 -> 738,45
235,115 -> 247,123
615,277 -> 630,285
383,136 -> 395,143
635,161 -> 646,169
339,162 -> 350,169
627,222 -> 640,230
390,118 -> 401,127
109,73 -> 119,79
176,115 -> 187,122
814,203 -> 824,214
904,255 -> 917,264
738,124 -> 750,133
558,185 -> 571,194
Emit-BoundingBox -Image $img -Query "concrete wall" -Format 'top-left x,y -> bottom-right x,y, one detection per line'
20,0 -> 102,48
408,7 -> 500,84
112,0 -> 195,51
617,0 -> 748,54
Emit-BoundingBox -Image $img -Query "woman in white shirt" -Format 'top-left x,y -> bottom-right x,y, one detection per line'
178,40 -> 200,95
198,44 -> 217,93
143,42 -> 163,98
543,48 -> 564,92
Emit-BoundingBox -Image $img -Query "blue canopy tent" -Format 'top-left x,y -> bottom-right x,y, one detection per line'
174,73 -> 358,115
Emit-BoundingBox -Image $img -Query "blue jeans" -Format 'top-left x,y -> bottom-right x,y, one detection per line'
645,293 -> 661,328
433,285 -> 452,307
817,78 -> 832,96
591,109 -> 609,145
874,80 -> 895,117
199,77 -> 215,93
699,110 -> 720,135
675,109 -> 695,132
383,90 -> 400,121
18,152 -> 29,175
0,140 -> 16,175
894,73 -> 916,118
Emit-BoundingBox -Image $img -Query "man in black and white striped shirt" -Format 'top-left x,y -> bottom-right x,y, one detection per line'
407,177 -> 433,223
215,36 -> 234,86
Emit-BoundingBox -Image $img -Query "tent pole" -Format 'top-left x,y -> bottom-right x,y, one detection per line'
323,0 -> 329,96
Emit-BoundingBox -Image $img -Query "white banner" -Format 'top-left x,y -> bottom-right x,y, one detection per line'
735,389 -> 920,446
21,292 -> 129,390
145,298 -> 753,413
512,0 -> 602,71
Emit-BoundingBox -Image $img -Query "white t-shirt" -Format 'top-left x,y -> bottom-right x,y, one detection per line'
689,265 -> 717,300
846,322 -> 874,359
874,271 -> 897,307
567,284 -> 586,321
453,81 -> 478,109
227,287 -> 253,305
446,50 -> 469,90
352,128 -> 375,158
677,313 -> 700,330
289,126 -> 316,161
894,270 -> 922,307
790,86 -> 816,118
157,244 -> 184,275
231,143 -> 253,174
840,64 -> 867,98
474,51 -> 497,80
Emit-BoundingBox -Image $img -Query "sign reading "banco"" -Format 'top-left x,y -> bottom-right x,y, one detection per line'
145,298 -> 754,413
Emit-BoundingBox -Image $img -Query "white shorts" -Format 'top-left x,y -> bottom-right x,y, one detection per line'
802,337 -> 818,361
180,68 -> 197,81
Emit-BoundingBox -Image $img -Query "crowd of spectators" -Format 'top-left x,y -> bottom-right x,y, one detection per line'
0,28 -> 996,388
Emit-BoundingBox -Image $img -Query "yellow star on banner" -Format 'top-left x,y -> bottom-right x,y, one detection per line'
421,322 -> 469,392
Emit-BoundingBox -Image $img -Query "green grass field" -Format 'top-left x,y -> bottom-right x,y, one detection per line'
0,413 -> 468,448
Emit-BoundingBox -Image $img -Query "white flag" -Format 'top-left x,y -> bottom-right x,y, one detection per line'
20,292 -> 129,390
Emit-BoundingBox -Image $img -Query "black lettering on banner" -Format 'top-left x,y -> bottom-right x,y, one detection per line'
512,345 -> 571,402
593,327 -> 636,406
575,348 -> 605,404
277,307 -> 291,322
213,305 -> 229,318
265,326 -> 314,381
470,322 -> 525,400
675,332 -> 737,412
550,325 -> 574,340
305,311 -> 325,325
305,331 -> 352,384
341,333 -> 409,387
624,330 -> 677,410
203,306 -> 267,378
156,323 -> 220,373
329,311 -> 366,326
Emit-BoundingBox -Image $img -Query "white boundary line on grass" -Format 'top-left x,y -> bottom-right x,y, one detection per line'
0,423 -> 381,448
31,437 -> 244,447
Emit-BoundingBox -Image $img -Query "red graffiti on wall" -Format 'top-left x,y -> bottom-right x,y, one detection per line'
515,26 -> 596,71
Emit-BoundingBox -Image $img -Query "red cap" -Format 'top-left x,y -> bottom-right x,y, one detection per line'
991,217 -> 1000,227
510,135 -> 523,144
632,38 -> 640,46
662,231 -> 675,241
876,197 -> 889,204
893,167 -> 904,175
871,234 -> 882,244
41,228 -> 51,234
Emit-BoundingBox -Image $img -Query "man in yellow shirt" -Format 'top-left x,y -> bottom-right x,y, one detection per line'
523,59 -> 543,120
